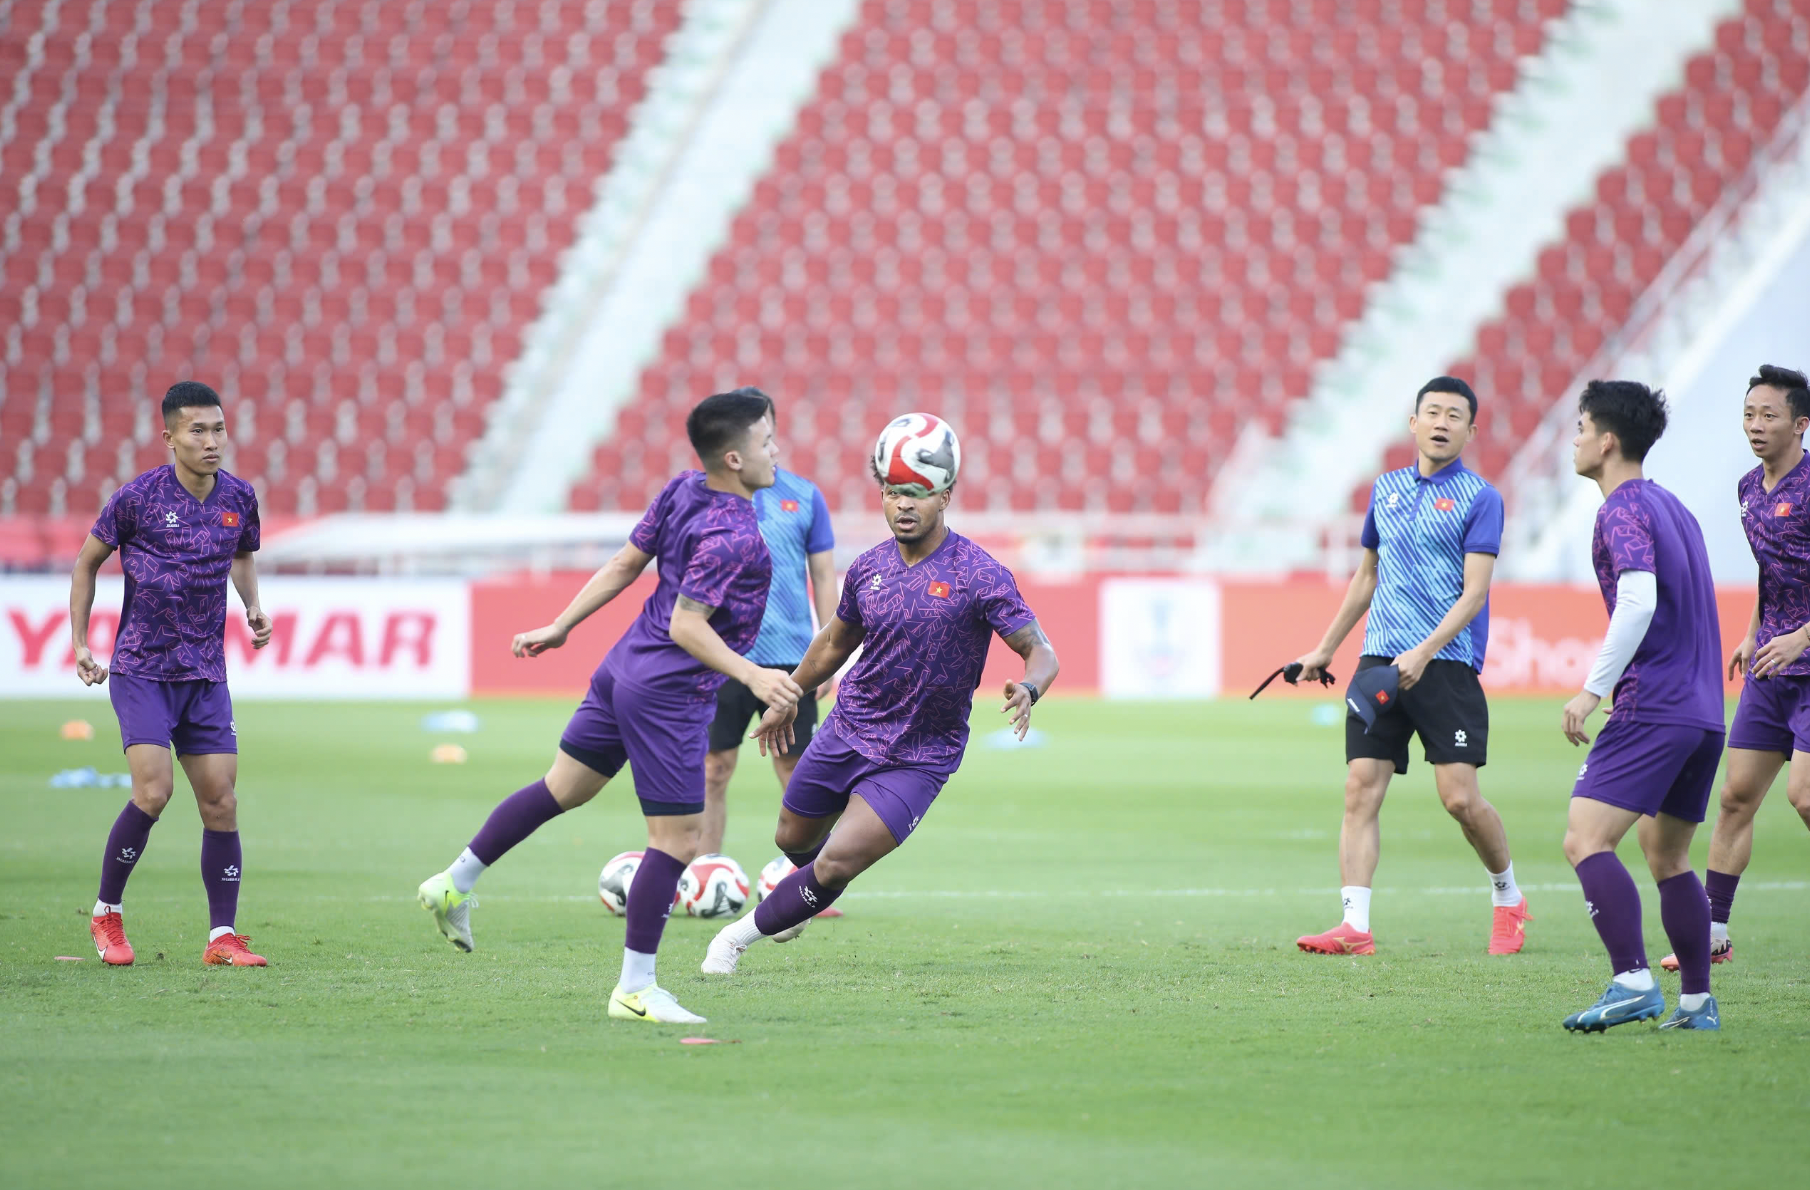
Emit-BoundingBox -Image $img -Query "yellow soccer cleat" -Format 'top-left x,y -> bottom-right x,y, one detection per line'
608,984 -> 706,1024
417,871 -> 475,952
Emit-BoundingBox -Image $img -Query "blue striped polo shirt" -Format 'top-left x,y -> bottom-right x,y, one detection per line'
747,468 -> 835,666
1359,458 -> 1504,671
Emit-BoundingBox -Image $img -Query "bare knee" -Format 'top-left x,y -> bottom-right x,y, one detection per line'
1718,780 -> 1766,822
195,787 -> 237,831
1561,829 -> 1602,869
1789,781 -> 1810,821
704,749 -> 737,794
773,815 -> 822,855
648,819 -> 703,864
131,779 -> 174,817
813,851 -> 863,890
1343,769 -> 1388,818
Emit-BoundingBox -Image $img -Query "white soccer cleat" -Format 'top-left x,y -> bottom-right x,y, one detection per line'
417,871 -> 475,952
608,984 -> 706,1024
701,926 -> 749,975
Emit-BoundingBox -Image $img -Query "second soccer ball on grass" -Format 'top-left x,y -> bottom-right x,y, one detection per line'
678,854 -> 752,919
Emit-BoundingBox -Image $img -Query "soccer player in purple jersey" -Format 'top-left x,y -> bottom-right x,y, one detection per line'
699,444 -> 1059,975
416,390 -> 801,1025
1558,381 -> 1724,1032
1661,365 -> 1810,973
71,381 -> 274,968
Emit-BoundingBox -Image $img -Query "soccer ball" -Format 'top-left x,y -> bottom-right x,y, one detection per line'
872,413 -> 960,496
597,850 -> 643,916
756,855 -> 794,901
678,854 -> 751,919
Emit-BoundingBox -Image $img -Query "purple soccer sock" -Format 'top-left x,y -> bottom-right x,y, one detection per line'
623,847 -> 687,954
200,829 -> 242,931
1704,869 -> 1739,925
467,780 -> 564,865
754,861 -> 844,936
97,801 -> 158,906
1574,851 -> 1648,976
1658,871 -> 1713,996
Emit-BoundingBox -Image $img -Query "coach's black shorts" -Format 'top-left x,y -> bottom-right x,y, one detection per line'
708,668 -> 819,753
1345,655 -> 1489,774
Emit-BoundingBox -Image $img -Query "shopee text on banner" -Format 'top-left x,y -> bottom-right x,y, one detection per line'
0,577 -> 470,699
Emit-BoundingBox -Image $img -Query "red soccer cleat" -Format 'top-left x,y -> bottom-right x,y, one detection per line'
815,906 -> 844,918
90,912 -> 134,966
1488,898 -> 1532,955
202,933 -> 267,967
1296,922 -> 1375,955
1660,939 -> 1733,971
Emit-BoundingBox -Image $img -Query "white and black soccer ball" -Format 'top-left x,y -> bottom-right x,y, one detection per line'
678,854 -> 751,919
872,413 -> 961,496
756,855 -> 795,901
597,850 -> 643,916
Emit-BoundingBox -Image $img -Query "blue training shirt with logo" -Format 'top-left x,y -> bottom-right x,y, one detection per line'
746,468 -> 835,666
1358,457 -> 1503,672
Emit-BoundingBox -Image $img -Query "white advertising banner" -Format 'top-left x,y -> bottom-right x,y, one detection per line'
1099,577 -> 1223,699
0,577 -> 470,699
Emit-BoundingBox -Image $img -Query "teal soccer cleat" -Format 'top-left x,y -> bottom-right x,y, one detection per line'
1562,981 -> 1666,1032
1658,996 -> 1720,1031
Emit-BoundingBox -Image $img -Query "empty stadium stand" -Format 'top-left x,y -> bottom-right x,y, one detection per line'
572,0 -> 1569,515
0,0 -> 676,519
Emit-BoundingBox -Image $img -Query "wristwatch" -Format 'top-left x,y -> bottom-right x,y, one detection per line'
1020,681 -> 1041,705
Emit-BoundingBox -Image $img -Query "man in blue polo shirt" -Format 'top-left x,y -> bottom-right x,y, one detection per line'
702,391 -> 838,857
1291,376 -> 1530,957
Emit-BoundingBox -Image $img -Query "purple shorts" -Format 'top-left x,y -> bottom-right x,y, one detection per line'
1571,718 -> 1725,823
558,663 -> 711,815
109,674 -> 237,755
1726,675 -> 1810,756
782,718 -> 950,845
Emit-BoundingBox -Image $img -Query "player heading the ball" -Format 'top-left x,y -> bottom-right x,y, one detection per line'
73,381 -> 273,968
1291,377 -> 1529,957
1559,381 -> 1724,1032
417,389 -> 800,1025
700,414 -> 1058,975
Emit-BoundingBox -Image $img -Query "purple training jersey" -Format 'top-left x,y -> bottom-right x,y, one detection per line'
90,465 -> 261,683
1591,478 -> 1723,731
828,530 -> 1036,769
1737,455 -> 1810,678
604,471 -> 772,696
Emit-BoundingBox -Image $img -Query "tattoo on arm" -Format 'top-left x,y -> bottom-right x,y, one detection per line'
675,595 -> 718,616
1003,622 -> 1050,658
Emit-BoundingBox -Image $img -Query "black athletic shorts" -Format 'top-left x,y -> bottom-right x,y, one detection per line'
708,668 -> 819,753
1345,654 -> 1489,774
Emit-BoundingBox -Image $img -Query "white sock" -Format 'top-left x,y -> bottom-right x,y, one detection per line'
619,947 -> 657,992
1488,862 -> 1521,907
1612,968 -> 1656,992
1340,886 -> 1372,934
722,909 -> 767,948
93,900 -> 121,917
209,926 -> 234,942
1679,991 -> 1712,1011
448,848 -> 487,894
1710,921 -> 1730,945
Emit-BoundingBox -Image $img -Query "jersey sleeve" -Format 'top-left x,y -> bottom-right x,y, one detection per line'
91,485 -> 134,547
835,556 -> 866,627
1462,486 -> 1504,555
629,484 -> 668,554
678,526 -> 759,609
1599,497 -> 1657,577
237,487 -> 262,552
804,485 -> 835,554
975,554 -> 1037,638
1359,490 -> 1381,551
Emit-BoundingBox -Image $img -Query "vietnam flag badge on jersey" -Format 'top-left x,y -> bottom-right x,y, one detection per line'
1433,497 -> 1456,512
780,499 -> 800,512
221,512 -> 241,527
928,581 -> 951,598
1776,502 -> 1793,517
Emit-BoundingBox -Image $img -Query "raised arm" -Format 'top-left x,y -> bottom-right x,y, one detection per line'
1297,549 -> 1379,680
512,542 -> 655,657
669,595 -> 805,710
70,534 -> 116,686
230,551 -> 273,651
999,619 -> 1059,739
806,549 -> 840,694
1396,550 -> 1495,689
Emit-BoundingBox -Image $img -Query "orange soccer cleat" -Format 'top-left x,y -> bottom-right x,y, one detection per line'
202,933 -> 267,967
1296,922 -> 1376,955
1488,898 -> 1533,955
815,906 -> 844,918
1660,939 -> 1733,971
90,912 -> 135,966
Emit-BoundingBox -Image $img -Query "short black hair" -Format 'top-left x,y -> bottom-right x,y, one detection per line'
1749,364 -> 1810,423
1579,379 -> 1668,462
162,380 -> 222,423
1416,376 -> 1477,422
686,387 -> 771,468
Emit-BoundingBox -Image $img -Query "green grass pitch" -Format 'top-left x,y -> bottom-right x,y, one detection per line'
3,694 -> 1806,1188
